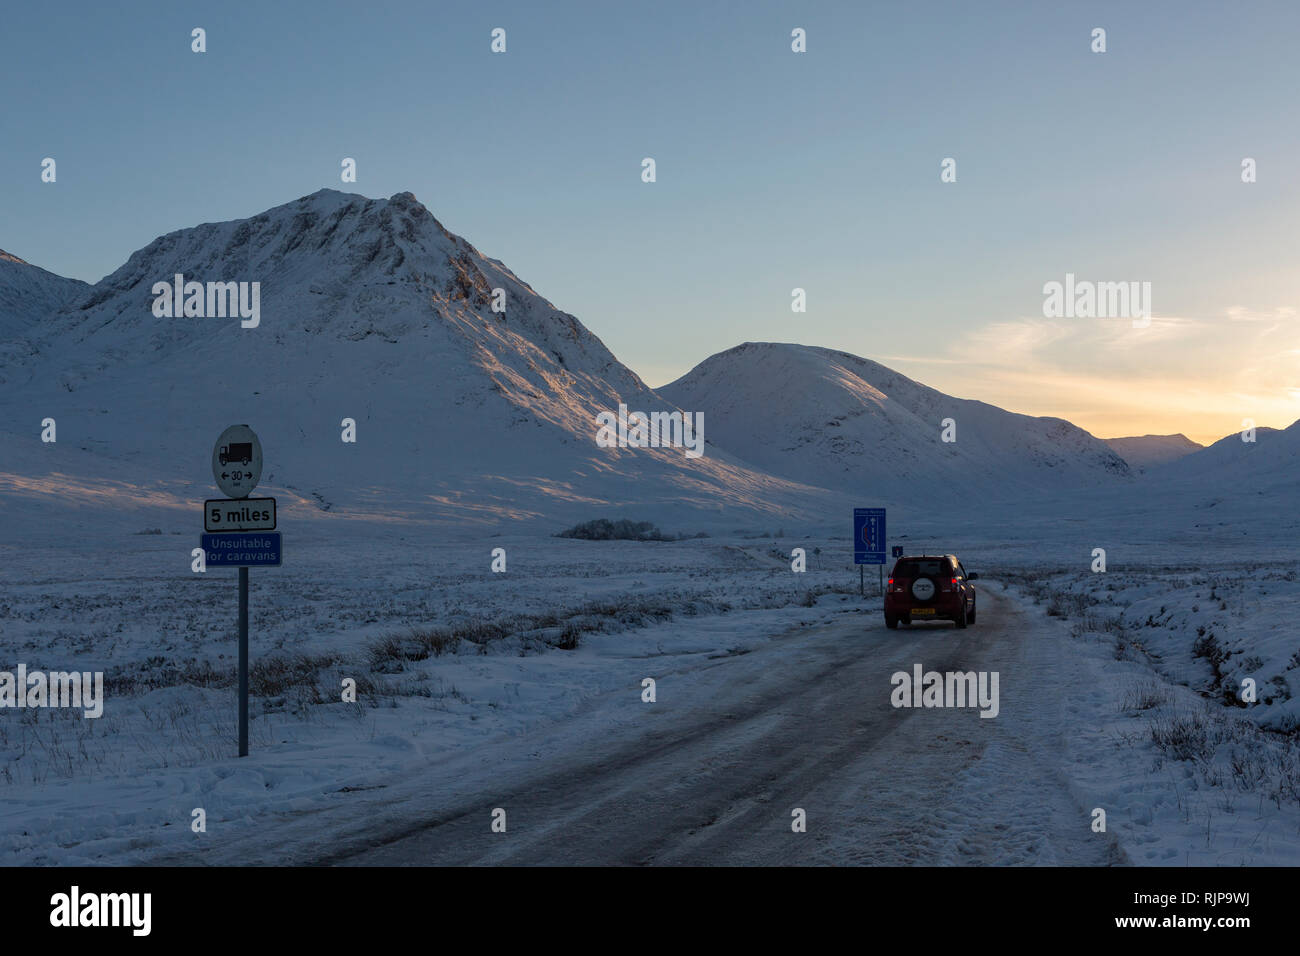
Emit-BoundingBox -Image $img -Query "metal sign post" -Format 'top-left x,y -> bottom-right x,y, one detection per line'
202,424 -> 280,758
238,566 -> 248,757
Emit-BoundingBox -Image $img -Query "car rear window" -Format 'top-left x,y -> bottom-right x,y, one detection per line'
894,559 -> 947,578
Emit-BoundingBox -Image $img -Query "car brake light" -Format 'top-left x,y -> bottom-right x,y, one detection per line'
942,577 -> 957,592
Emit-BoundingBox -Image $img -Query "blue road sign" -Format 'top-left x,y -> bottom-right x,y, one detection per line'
202,532 -> 283,567
854,508 -> 886,565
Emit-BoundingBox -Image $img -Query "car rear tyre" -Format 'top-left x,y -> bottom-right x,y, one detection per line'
955,608 -> 967,629
885,614 -> 898,629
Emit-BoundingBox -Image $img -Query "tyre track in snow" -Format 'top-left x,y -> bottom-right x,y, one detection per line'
330,587 -> 1121,866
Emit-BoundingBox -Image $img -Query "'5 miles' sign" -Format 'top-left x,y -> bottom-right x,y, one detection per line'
205,497 -> 277,532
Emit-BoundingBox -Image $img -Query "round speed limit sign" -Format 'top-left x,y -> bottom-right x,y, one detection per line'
212,424 -> 263,499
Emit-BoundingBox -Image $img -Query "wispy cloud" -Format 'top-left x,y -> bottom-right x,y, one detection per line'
883,309 -> 1300,445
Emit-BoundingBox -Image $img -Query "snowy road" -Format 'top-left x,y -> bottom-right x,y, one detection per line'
301,587 -> 1124,866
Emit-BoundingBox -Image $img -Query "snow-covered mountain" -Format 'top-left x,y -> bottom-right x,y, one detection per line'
11,190 -> 1285,543
0,249 -> 90,352
658,342 -> 1132,503
1049,418 -> 1300,553
1154,421 -> 1297,492
1103,433 -> 1203,471
0,190 -> 827,535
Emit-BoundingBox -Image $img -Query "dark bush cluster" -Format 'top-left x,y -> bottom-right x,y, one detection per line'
555,518 -> 705,541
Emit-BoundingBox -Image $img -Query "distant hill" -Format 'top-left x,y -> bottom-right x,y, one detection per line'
1154,421 -> 1297,493
659,342 -> 1132,508
1103,433 -> 1203,471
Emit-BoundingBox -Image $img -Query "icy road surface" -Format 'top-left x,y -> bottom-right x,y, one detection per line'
149,588 -> 1124,866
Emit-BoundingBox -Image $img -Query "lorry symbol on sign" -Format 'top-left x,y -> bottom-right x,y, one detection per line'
219,442 -> 253,466
212,424 -> 263,500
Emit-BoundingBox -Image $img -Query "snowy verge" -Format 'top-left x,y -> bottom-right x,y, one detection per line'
1001,569 -> 1300,865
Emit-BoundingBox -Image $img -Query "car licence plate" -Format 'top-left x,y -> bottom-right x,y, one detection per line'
911,607 -> 935,616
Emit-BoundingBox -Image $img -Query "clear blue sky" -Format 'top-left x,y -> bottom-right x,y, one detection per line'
4,0 -> 1298,443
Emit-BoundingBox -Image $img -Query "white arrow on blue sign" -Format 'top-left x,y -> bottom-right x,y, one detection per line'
854,508 -> 886,565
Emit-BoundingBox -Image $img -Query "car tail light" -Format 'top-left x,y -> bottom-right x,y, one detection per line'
941,577 -> 957,592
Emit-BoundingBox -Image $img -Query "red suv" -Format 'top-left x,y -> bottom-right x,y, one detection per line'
884,555 -> 978,629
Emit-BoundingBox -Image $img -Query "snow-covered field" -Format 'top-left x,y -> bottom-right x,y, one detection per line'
2,517 -> 1297,866
0,528 -> 852,862
1003,565 -> 1300,865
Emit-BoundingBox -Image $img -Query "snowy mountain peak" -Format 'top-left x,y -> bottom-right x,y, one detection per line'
27,187 -> 563,360
660,341 -> 1132,505
0,190 -> 824,528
